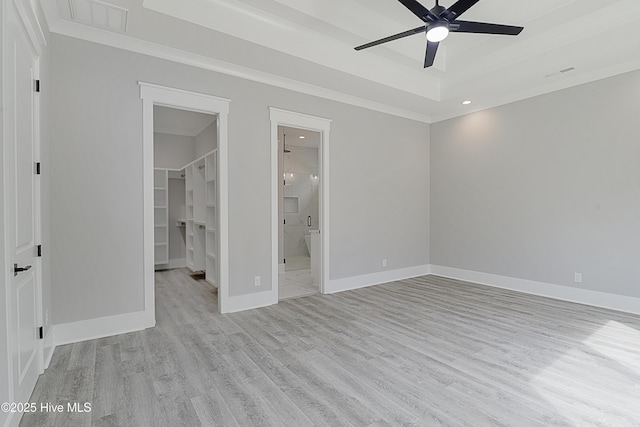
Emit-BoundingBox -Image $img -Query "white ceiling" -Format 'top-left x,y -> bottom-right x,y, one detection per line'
153,105 -> 216,137
44,0 -> 640,122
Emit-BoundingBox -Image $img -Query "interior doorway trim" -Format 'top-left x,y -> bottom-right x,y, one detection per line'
139,82 -> 230,316
269,108 -> 331,300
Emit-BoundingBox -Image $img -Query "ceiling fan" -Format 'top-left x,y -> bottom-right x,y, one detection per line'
355,0 -> 524,68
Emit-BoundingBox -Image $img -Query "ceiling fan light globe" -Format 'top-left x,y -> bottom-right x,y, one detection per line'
426,25 -> 449,42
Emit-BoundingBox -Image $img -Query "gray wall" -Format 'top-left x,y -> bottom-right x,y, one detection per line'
195,120 -> 217,159
49,34 -> 430,322
431,69 -> 640,298
153,132 -> 195,169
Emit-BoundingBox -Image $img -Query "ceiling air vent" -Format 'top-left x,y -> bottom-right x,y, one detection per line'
69,0 -> 128,33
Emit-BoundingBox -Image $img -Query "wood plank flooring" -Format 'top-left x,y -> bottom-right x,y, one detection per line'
21,270 -> 640,426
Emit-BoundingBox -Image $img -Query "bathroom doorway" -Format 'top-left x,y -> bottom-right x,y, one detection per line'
279,126 -> 321,299
269,108 -> 331,302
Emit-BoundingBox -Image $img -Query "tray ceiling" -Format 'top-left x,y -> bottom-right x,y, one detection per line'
44,0 -> 640,122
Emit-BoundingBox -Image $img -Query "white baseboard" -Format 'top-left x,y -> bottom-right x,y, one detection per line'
325,265 -> 430,294
53,310 -> 155,346
43,328 -> 56,370
221,290 -> 277,314
429,264 -> 640,315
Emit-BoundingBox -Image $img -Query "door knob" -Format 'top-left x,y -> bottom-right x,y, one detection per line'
14,263 -> 32,276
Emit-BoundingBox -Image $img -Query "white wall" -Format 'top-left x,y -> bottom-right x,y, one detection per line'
153,132 -> 195,169
194,120 -> 217,158
49,34 -> 430,323
431,69 -> 640,298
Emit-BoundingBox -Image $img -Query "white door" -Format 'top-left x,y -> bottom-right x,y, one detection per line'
5,4 -> 42,404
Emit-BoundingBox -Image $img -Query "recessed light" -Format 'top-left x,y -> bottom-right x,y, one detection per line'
298,135 -> 305,139
462,100 -> 472,105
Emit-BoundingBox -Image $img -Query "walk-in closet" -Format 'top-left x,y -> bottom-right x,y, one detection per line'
153,105 -> 219,287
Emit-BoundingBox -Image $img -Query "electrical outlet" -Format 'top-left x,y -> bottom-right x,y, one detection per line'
574,272 -> 582,283
382,259 -> 387,268
254,276 -> 261,287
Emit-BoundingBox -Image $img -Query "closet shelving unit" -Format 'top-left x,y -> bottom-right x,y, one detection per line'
185,165 -> 194,270
192,158 -> 207,272
156,150 -> 217,281
180,149 -> 218,286
205,151 -> 217,286
154,169 -> 169,265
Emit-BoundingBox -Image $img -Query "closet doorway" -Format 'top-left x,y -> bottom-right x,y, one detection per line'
140,83 -> 230,316
152,106 -> 218,286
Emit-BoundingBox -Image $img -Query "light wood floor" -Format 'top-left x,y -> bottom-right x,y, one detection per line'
22,270 -> 640,426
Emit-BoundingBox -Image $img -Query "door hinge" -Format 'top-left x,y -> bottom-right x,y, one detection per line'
34,79 -> 40,93
37,245 -> 42,257
38,326 -> 44,340
35,162 -> 41,175
283,219 -> 286,225
283,258 -> 286,264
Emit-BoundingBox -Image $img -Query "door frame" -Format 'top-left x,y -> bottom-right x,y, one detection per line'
269,108 -> 331,298
139,82 -> 230,315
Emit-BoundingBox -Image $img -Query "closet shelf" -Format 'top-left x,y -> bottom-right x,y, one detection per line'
154,169 -> 169,266
184,151 -> 218,280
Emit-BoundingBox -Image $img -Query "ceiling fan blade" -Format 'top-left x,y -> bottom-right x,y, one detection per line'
397,0 -> 438,22
355,25 -> 427,50
424,40 -> 439,68
443,0 -> 480,21
452,20 -> 523,35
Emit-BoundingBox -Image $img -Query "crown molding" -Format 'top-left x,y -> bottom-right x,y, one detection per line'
13,0 -> 47,54
42,15 -> 432,124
